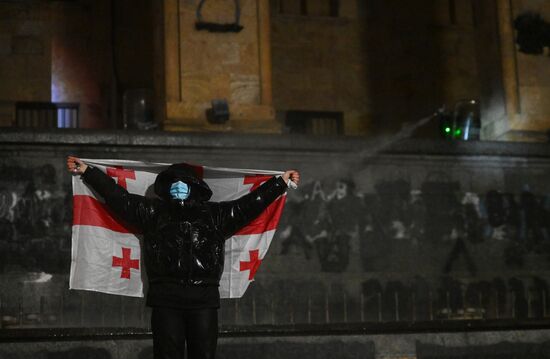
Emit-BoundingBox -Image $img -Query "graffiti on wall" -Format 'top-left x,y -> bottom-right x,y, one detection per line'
1,161 -> 550,328
276,172 -> 550,274
279,179 -> 364,272
0,164 -> 72,274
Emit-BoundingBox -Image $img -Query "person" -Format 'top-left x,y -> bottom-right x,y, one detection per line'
66,156 -> 299,359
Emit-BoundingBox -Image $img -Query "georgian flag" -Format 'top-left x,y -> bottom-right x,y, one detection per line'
70,159 -> 287,298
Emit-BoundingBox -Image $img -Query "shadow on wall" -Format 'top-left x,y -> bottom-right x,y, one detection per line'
0,164 -> 72,274
361,0 -> 444,136
2,164 -> 550,328
279,175 -> 550,275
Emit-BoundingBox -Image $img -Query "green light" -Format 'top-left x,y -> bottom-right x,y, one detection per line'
445,127 -> 451,133
455,129 -> 462,136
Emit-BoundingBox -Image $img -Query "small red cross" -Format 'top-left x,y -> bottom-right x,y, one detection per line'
243,175 -> 271,192
239,249 -> 262,280
112,247 -> 140,279
107,166 -> 136,189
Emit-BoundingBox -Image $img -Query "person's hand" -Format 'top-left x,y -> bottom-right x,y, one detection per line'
67,156 -> 88,175
282,170 -> 300,187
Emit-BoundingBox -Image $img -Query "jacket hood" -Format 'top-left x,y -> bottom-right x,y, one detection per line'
154,163 -> 213,202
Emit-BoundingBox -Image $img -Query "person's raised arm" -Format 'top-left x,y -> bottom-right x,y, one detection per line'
215,170 -> 300,238
282,170 -> 300,188
67,156 -> 88,175
67,156 -> 156,229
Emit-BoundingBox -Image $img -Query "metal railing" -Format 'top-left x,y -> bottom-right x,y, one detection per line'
15,102 -> 79,128
1,281 -> 548,329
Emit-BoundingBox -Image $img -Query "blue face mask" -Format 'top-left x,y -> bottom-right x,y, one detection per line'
170,181 -> 190,200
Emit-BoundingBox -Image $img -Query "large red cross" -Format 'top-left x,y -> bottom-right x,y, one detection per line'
243,175 -> 271,192
236,174 -> 286,236
239,249 -> 262,280
112,247 -> 140,279
107,166 -> 136,189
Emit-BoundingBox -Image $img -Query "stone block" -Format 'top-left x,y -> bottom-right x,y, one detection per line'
166,100 -> 206,122
209,72 -> 232,98
9,76 -> 51,101
180,74 -> 214,103
230,103 -> 275,120
0,34 -> 10,55
455,0 -> 474,27
18,20 -> 46,36
237,42 -> 259,72
219,42 -> 241,65
181,39 -> 262,103
181,40 -> 220,74
343,112 -> 370,136
230,74 -> 260,104
12,35 -> 44,55
165,0 -> 275,131
307,0 -> 331,17
164,101 -> 278,133
279,0 -> 302,15
0,3 -> 31,21
0,19 -> 17,34
181,0 -> 257,43
517,53 -> 550,87
4,53 -> 31,78
519,85 -> 550,118
0,101 -> 14,127
182,40 -> 255,76
340,0 -> 359,19
238,0 -> 257,19
433,0 -> 452,26
194,0 -> 238,25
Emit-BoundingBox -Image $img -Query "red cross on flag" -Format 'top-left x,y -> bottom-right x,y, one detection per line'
70,159 -> 287,298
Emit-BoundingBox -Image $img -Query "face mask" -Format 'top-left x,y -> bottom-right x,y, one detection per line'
170,181 -> 190,200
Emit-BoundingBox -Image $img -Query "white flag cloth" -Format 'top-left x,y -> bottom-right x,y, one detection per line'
70,159 -> 287,298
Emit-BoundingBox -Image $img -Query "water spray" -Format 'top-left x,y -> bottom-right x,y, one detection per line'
359,114 -> 435,165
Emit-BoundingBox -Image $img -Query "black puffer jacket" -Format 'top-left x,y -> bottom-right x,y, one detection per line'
82,164 -> 287,286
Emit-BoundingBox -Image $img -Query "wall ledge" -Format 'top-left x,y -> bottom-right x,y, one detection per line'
2,319 -> 550,342
1,128 -> 550,158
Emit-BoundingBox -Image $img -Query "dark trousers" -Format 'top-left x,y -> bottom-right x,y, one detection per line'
151,307 -> 218,359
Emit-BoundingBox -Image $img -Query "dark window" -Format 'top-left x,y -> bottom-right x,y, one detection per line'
285,110 -> 343,135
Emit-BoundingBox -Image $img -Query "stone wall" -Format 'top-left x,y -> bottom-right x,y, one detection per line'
50,0 -> 113,129
510,0 -> 550,138
271,0 -> 370,135
2,129 -> 550,356
0,1 -> 51,126
5,0 -> 550,141
1,328 -> 550,358
0,0 -> 155,129
270,0 -> 481,136
1,130 -> 550,330
479,0 -> 550,141
0,0 -> 491,136
161,0 -> 278,133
